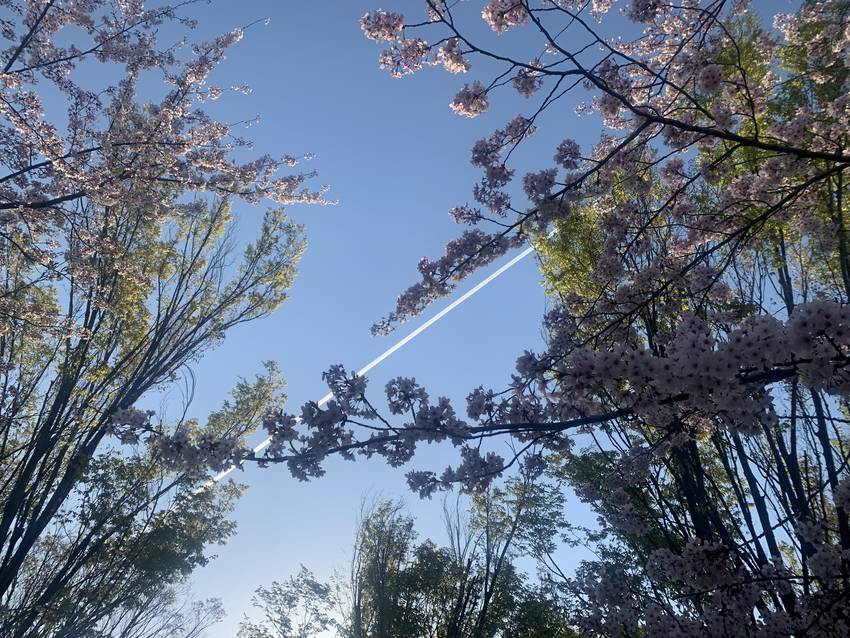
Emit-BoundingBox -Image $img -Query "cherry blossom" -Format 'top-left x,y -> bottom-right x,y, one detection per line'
449,80 -> 490,118
360,9 -> 404,42
481,0 -> 529,33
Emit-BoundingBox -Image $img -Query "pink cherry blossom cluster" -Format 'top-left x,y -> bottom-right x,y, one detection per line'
0,0 -> 327,338
696,63 -> 724,93
547,302 -> 850,437
149,299 -> 841,505
247,370 -> 502,493
437,38 -> 470,74
106,407 -> 155,445
148,430 -> 249,476
467,115 -> 536,213
512,59 -> 544,97
625,0 -> 661,23
553,138 -> 582,170
360,9 -> 404,42
108,408 -> 251,477
449,80 -> 490,118
360,10 -> 473,81
481,0 -> 529,33
379,38 -> 431,78
371,228 -> 524,334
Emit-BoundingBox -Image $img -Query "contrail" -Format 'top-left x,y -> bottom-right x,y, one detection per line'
204,243 -> 538,486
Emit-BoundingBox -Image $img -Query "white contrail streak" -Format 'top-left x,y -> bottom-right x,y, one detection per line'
203,243 -> 537,487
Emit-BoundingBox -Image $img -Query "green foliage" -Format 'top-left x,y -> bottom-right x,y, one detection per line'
238,566 -> 334,638
534,205 -> 603,302
0,196 -> 303,637
243,490 -> 578,638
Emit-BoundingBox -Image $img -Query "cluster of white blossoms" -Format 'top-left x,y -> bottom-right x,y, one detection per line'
553,138 -> 582,170
108,410 -> 250,477
378,38 -> 431,78
696,63 -> 724,93
247,370 -> 494,493
522,168 -> 557,202
643,541 -> 772,637
471,115 -> 536,211
371,228 -> 524,334
624,0 -> 662,23
786,301 -> 850,393
437,38 -> 470,74
547,301 -> 850,437
148,430 -> 249,476
126,299 -> 836,499
0,0 -> 327,340
512,59 -> 544,97
571,534 -> 850,637
360,9 -> 474,81
106,407 -> 155,445
404,445 -> 504,498
836,475 -> 850,511
438,446 -> 505,492
481,0 -> 529,33
359,9 -> 404,42
109,407 -> 153,429
449,80 -> 490,118
571,565 -> 641,636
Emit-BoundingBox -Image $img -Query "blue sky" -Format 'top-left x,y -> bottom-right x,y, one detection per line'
170,2 -> 596,634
